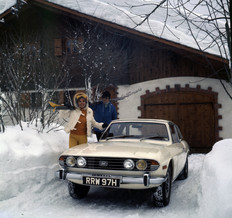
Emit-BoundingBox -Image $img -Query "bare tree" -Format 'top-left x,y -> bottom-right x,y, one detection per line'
0,89 -> 5,132
173,0 -> 231,97
0,31 -> 70,132
63,19 -> 130,102
113,0 -> 231,97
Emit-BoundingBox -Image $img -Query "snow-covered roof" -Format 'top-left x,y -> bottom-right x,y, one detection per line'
0,0 -> 227,59
0,0 -> 15,14
46,0 -> 227,58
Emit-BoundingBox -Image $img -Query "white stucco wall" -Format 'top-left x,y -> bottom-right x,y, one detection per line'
117,77 -> 232,140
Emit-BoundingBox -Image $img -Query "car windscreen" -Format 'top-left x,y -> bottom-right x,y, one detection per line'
101,122 -> 169,141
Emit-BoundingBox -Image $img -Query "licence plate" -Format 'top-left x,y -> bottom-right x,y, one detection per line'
83,176 -> 120,187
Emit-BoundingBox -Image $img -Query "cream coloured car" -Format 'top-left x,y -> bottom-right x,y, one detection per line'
56,119 -> 190,207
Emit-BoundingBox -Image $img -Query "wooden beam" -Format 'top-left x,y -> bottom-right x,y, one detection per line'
0,8 -> 12,20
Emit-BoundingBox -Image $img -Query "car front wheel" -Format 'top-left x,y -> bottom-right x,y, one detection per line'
178,156 -> 188,180
152,166 -> 172,207
68,181 -> 90,199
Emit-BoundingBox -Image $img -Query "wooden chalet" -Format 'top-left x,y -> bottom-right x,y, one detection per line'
0,0 -> 229,153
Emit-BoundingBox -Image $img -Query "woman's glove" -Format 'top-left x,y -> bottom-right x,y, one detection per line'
102,123 -> 108,128
64,127 -> 76,133
64,126 -> 71,133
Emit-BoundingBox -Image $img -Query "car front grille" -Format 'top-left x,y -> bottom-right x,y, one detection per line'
65,156 -> 151,171
85,157 -> 151,171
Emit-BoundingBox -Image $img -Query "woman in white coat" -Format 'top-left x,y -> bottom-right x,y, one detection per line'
59,92 -> 106,148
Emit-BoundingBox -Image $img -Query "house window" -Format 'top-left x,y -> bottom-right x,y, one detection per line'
54,37 -> 84,56
50,91 -> 64,105
19,92 -> 42,108
25,42 -> 40,54
15,42 -> 40,56
169,123 -> 180,143
31,92 -> 42,108
65,36 -> 84,54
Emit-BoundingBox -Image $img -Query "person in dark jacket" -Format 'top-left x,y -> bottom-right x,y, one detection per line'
90,91 -> 117,140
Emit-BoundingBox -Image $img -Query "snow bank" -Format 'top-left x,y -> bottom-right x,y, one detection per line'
199,139 -> 232,218
1,123 -> 232,217
0,122 -> 68,201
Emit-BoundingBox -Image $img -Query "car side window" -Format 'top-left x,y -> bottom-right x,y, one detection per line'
169,124 -> 179,143
175,125 -> 183,141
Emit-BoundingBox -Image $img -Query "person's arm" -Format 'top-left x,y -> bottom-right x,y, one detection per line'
58,109 -> 71,120
88,108 -> 104,130
92,118 -> 104,130
89,101 -> 101,111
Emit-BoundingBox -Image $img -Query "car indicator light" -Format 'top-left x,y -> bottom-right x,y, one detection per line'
150,160 -> 160,171
162,165 -> 167,170
59,156 -> 65,166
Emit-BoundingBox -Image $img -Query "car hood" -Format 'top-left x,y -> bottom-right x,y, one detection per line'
60,140 -> 170,160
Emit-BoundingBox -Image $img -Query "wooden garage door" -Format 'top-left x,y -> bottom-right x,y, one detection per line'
140,87 -> 221,153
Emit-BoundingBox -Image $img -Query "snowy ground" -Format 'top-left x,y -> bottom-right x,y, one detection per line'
0,122 -> 232,218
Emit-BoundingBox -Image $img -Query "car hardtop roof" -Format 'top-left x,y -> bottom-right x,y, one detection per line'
111,118 -> 172,125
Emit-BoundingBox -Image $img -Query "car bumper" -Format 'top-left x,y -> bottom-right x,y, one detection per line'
55,169 -> 166,187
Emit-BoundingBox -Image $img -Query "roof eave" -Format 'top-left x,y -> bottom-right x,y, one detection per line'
0,8 -> 12,20
16,0 -> 229,64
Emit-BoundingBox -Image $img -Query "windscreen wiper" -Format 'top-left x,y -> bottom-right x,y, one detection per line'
106,135 -> 135,141
140,136 -> 168,141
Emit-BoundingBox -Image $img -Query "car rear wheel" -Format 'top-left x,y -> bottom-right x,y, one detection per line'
68,181 -> 90,199
152,166 -> 172,207
178,157 -> 188,180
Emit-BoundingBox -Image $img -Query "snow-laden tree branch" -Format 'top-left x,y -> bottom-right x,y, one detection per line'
112,0 -> 231,98
174,0 -> 231,98
0,30 -> 70,132
64,19 -> 131,102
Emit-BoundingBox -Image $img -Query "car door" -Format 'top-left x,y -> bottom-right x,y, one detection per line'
174,124 -> 188,170
169,123 -> 186,178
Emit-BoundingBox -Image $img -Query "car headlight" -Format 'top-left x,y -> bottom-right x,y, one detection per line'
77,157 -> 87,167
66,156 -> 76,167
123,159 -> 135,170
136,160 -> 147,170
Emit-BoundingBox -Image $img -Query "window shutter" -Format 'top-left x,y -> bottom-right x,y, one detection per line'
21,93 -> 30,108
54,39 -> 62,56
